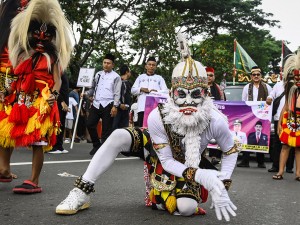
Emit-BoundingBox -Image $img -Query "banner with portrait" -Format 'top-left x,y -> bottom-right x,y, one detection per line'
143,93 -> 168,127
210,101 -> 272,153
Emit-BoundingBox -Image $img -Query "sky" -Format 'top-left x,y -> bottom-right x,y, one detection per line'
260,0 -> 299,51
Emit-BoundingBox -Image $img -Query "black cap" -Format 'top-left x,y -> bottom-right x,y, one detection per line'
104,53 -> 115,62
255,121 -> 262,126
120,65 -> 129,76
147,56 -> 156,62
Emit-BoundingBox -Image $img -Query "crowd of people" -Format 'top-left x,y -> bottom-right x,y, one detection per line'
48,53 -> 300,184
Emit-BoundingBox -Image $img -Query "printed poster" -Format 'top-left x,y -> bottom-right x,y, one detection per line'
143,93 -> 168,127
143,98 -> 272,153
211,101 -> 272,153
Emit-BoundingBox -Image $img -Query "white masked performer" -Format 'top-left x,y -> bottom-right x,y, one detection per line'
56,33 -> 238,221
0,0 -> 73,193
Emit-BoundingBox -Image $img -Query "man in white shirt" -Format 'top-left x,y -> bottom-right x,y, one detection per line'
85,53 -> 121,155
131,57 -> 168,127
238,66 -> 272,168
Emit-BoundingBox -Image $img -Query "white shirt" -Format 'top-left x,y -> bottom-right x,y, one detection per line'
267,81 -> 285,121
88,70 -> 121,109
242,83 -> 272,101
131,73 -> 168,112
231,130 -> 247,144
148,108 -> 237,179
66,97 -> 78,120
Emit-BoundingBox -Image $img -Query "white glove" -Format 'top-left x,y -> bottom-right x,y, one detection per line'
194,169 -> 226,197
210,189 -> 237,221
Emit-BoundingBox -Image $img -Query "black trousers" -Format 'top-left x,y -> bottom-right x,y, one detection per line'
209,148 -> 222,159
87,103 -> 114,148
271,121 -> 295,170
137,111 -> 144,127
77,114 -> 88,139
53,102 -> 67,150
241,152 -> 265,165
112,109 -> 130,130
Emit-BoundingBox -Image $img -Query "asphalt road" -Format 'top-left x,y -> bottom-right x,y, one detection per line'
1,141 -> 299,225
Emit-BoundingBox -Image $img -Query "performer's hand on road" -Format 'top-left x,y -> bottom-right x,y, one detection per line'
110,106 -> 117,117
195,169 -> 225,197
210,189 -> 237,221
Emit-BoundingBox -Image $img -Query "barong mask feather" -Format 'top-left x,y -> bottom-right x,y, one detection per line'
283,49 -> 300,113
171,33 -> 208,114
8,0 -> 73,71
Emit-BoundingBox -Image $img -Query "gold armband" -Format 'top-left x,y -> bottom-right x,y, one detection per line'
182,167 -> 197,183
222,179 -> 232,191
153,143 -> 168,151
224,144 -> 240,155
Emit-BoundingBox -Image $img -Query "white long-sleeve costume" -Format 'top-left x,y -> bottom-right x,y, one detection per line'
148,106 -> 237,180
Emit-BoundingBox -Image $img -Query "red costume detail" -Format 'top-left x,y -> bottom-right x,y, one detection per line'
7,54 -> 60,149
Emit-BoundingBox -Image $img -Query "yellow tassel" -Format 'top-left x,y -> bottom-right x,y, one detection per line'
0,118 -> 13,135
165,194 -> 177,214
40,116 -> 51,136
5,104 -> 12,115
43,145 -> 52,152
39,83 -> 51,115
25,112 -> 38,134
149,188 -> 154,202
0,117 -> 15,148
33,96 -> 41,107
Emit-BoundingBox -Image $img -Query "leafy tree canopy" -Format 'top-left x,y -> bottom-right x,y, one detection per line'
59,0 -> 281,86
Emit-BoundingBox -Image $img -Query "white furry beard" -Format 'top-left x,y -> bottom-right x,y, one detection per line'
162,97 -> 214,168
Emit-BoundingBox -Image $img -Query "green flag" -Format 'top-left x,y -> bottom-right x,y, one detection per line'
235,41 -> 257,74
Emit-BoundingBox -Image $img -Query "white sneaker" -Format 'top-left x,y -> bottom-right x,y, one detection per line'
56,188 -> 91,215
64,139 -> 70,143
61,149 -> 69,154
48,150 -> 62,154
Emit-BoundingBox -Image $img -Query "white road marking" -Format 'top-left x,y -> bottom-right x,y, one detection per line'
10,157 -> 139,166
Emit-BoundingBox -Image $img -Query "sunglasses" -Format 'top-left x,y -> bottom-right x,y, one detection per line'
207,74 -> 214,77
252,73 -> 261,76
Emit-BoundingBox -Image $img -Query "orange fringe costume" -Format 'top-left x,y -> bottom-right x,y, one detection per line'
0,53 -> 60,151
280,110 -> 300,147
0,47 -> 17,148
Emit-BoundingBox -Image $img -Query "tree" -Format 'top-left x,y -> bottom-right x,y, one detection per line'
165,0 -> 279,36
128,7 -> 182,86
60,0 -> 139,81
60,0 -> 280,85
193,33 -> 281,83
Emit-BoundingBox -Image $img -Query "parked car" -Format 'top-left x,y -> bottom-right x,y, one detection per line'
224,85 -> 244,101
